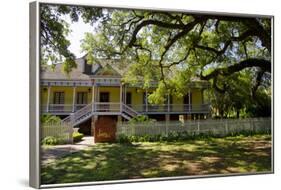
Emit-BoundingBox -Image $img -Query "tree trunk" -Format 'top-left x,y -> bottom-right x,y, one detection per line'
236,110 -> 240,118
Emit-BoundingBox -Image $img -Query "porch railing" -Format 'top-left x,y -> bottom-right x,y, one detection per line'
41,103 -> 210,114
130,104 -> 210,113
41,104 -> 87,113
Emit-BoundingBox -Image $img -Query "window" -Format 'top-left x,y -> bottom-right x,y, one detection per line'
53,92 -> 64,104
76,92 -> 88,104
100,92 -> 109,102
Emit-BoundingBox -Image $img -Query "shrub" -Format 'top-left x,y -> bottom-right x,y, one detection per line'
41,114 -> 61,124
41,136 -> 62,145
116,134 -> 130,143
116,129 -> 270,144
129,115 -> 156,124
73,132 -> 84,142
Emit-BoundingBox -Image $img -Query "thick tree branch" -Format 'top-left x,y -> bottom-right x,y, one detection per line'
243,19 -> 271,52
162,48 -> 192,69
195,29 -> 256,58
128,18 -> 206,48
159,19 -> 206,64
201,58 -> 271,80
252,70 -> 264,99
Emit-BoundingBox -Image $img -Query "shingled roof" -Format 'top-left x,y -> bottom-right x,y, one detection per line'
41,57 -> 124,81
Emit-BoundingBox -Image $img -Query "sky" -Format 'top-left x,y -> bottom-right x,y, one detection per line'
63,15 -> 96,58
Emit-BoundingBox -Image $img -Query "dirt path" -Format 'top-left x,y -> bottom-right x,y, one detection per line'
41,136 -> 94,165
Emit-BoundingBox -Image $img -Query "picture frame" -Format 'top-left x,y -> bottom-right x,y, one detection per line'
30,1 -> 274,188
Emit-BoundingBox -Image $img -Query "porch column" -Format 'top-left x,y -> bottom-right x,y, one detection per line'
92,84 -> 95,112
46,85 -> 51,112
188,89 -> 191,113
124,84 -> 127,105
120,83 -> 123,112
91,115 -> 98,139
165,114 -> 170,135
201,89 -> 204,113
72,85 -> 76,112
96,86 -> 99,111
167,94 -> 170,113
145,89 -> 148,112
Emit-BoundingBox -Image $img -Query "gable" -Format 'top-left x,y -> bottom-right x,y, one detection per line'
92,64 -> 121,77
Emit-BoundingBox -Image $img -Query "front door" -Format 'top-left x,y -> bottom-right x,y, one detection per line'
100,92 -> 109,111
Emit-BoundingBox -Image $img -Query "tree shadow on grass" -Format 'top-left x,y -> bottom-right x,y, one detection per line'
41,136 -> 272,185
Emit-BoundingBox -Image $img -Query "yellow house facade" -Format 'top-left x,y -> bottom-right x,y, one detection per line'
41,57 -> 210,133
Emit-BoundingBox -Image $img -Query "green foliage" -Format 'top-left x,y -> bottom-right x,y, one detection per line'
40,5 -> 103,73
206,70 -> 271,118
117,129 -> 270,143
128,115 -> 156,124
41,114 -> 61,124
40,5 -> 271,115
246,88 -> 271,117
41,136 -> 64,145
73,132 -> 84,142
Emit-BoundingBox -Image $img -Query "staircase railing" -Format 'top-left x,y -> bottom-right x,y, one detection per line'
122,103 -> 139,118
61,102 -> 140,126
61,102 -> 93,125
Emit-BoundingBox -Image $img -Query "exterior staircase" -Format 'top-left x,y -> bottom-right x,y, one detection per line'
61,102 -> 140,127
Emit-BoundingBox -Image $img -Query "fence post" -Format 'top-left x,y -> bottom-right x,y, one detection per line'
165,123 -> 167,135
252,119 -> 256,133
197,120 -> 200,134
68,124 -> 73,144
225,120 -> 228,135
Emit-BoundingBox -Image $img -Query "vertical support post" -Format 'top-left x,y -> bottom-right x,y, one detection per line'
252,119 -> 256,133
72,85 -> 76,112
68,122 -> 73,144
197,119 -> 200,134
96,86 -> 99,111
91,115 -> 98,140
118,115 -> 122,124
165,114 -> 170,135
188,89 -> 191,113
225,120 -> 228,135
124,84 -> 127,105
145,89 -> 148,112
92,84 -> 95,112
120,83 -> 123,113
167,94 -> 170,113
46,85 -> 51,112
201,89 -> 204,104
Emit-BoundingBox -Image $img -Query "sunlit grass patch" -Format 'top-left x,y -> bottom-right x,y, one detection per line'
41,134 -> 272,184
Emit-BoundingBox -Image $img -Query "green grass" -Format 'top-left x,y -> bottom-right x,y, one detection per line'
41,134 -> 272,184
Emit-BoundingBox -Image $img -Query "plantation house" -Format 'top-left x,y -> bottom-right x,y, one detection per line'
41,57 -> 210,137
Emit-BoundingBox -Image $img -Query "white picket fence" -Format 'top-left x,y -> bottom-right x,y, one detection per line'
117,118 -> 271,136
41,122 -> 73,143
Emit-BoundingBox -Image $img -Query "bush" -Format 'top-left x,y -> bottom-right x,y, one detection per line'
73,132 -> 84,142
116,129 -> 270,144
116,134 -> 130,143
41,114 -> 61,124
41,136 -> 62,145
129,115 -> 156,124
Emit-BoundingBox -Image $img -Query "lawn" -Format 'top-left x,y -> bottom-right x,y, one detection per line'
41,134 -> 272,184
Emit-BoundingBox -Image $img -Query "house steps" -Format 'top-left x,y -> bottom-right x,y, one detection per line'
61,102 -> 140,127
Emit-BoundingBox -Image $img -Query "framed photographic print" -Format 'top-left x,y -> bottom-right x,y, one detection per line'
29,1 -> 274,188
